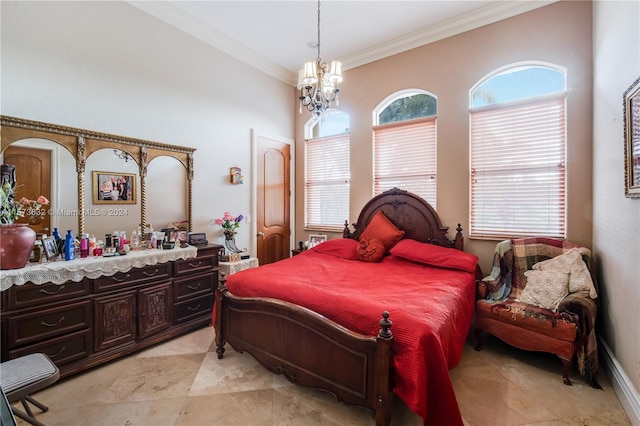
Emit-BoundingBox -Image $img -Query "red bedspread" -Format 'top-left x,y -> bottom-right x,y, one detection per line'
217,248 -> 476,425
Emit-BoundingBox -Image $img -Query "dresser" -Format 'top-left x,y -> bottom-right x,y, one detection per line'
0,244 -> 222,378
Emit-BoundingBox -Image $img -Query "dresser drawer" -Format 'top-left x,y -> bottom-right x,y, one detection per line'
7,299 -> 92,347
94,262 -> 172,292
173,272 -> 215,302
174,294 -> 213,324
174,255 -> 217,276
7,279 -> 92,310
8,329 -> 92,367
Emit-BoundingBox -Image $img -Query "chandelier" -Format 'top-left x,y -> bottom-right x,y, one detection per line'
297,0 -> 343,117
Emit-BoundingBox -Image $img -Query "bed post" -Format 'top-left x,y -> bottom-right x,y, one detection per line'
374,311 -> 393,426
215,272 -> 227,359
454,223 -> 464,251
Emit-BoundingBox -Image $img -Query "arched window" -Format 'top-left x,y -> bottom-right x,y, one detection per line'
373,90 -> 437,206
469,63 -> 567,238
304,110 -> 350,230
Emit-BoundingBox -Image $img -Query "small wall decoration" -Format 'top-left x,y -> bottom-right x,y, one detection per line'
624,75 -> 640,198
92,171 -> 137,204
230,166 -> 243,185
308,234 -> 327,249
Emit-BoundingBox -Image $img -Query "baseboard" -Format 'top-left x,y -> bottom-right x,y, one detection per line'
599,337 -> 640,425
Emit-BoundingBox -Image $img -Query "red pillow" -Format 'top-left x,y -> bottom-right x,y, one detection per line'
356,237 -> 385,263
390,239 -> 478,272
310,238 -> 358,260
359,211 -> 405,252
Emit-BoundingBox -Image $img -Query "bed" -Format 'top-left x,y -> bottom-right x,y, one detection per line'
213,188 -> 479,425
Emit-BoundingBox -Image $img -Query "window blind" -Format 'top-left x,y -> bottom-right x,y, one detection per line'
373,117 -> 437,207
470,97 -> 566,238
304,133 -> 350,230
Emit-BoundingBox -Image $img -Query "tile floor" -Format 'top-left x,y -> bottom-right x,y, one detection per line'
15,327 -> 630,426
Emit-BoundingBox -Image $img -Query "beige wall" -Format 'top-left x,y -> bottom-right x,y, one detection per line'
593,0 -> 640,405
295,1 -> 594,275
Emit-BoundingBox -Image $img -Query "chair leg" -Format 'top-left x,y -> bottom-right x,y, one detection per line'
474,328 -> 484,351
11,396 -> 49,426
559,356 -> 572,385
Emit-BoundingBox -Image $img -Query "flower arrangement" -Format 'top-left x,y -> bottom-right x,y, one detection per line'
212,212 -> 243,237
0,182 -> 49,225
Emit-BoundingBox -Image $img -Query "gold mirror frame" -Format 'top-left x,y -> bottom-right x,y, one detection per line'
0,115 -> 195,234
624,76 -> 640,198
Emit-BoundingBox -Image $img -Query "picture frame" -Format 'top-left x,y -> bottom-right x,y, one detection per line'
92,171 -> 137,204
176,230 -> 188,247
308,234 -> 327,248
42,236 -> 59,260
623,75 -> 640,198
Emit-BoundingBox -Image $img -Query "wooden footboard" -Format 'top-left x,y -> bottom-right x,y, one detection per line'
215,274 -> 394,426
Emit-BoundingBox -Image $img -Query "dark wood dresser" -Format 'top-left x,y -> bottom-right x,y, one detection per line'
0,244 -> 221,378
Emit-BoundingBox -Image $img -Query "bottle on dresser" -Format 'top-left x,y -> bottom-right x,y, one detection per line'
64,230 -> 76,261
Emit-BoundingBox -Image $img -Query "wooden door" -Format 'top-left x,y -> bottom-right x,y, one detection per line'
3,146 -> 52,235
256,134 -> 291,265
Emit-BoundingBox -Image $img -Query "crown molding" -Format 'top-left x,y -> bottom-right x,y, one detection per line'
127,0 -> 294,85
129,1 -> 558,88
341,1 -> 559,70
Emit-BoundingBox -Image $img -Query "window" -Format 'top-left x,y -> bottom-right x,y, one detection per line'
373,91 -> 437,206
470,64 -> 567,239
304,111 -> 350,230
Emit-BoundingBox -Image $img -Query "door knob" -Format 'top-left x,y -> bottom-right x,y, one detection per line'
257,232 -> 264,237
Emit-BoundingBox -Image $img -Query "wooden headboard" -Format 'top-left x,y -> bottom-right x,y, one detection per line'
343,187 -> 464,250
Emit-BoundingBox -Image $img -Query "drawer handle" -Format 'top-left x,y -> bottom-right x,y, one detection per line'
187,304 -> 201,311
40,285 -> 65,295
111,273 -> 131,282
143,268 -> 159,277
47,346 -> 66,359
188,261 -> 203,268
187,283 -> 201,290
41,316 -> 65,327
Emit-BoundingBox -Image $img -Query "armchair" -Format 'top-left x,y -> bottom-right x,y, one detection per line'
475,237 -> 601,388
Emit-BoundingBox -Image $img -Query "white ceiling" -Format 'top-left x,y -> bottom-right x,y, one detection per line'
129,1 -> 556,86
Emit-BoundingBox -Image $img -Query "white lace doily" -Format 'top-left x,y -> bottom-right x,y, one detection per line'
0,246 -> 198,291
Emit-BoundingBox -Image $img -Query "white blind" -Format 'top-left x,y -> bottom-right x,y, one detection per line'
470,97 -> 566,239
304,133 -> 350,230
373,117 -> 437,207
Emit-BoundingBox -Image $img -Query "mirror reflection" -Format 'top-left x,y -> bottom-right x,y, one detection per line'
1,138 -> 77,237
147,155 -> 188,231
84,149 -> 142,240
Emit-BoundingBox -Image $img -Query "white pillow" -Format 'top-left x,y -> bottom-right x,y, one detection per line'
532,248 -> 597,299
519,269 -> 570,311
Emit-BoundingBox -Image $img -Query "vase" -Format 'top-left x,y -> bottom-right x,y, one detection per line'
223,232 -> 245,254
0,223 -> 37,270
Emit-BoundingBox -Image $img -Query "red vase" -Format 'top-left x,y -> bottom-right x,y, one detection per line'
0,223 -> 37,270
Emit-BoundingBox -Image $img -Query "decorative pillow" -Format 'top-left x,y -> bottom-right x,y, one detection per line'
309,238 -> 358,260
359,211 -> 405,252
519,269 -> 570,311
389,239 -> 478,273
532,248 -> 597,298
356,237 -> 385,263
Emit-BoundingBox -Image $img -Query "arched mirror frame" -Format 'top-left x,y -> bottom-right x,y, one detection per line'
0,115 -> 195,235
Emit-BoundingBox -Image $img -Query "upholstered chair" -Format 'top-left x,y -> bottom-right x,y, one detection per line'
475,237 -> 600,388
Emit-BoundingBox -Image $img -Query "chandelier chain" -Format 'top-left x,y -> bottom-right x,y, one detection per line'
316,0 -> 321,63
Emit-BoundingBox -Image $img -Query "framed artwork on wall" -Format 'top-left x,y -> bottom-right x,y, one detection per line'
623,75 -> 640,198
92,171 -> 137,204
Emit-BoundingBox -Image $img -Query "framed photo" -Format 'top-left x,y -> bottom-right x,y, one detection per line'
176,230 -> 188,247
92,171 -> 137,204
624,76 -> 640,198
42,236 -> 59,260
308,234 -> 327,249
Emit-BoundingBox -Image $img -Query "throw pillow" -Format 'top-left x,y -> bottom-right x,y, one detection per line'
389,239 -> 478,273
310,238 -> 358,260
359,211 -> 405,252
532,248 -> 597,298
356,237 -> 385,262
519,269 -> 570,311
